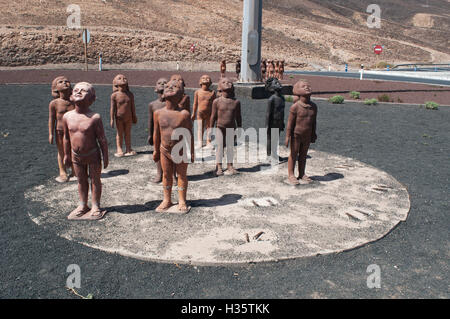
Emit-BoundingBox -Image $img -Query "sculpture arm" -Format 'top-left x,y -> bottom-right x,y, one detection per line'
311,104 -> 318,143
148,103 -> 154,145
110,94 -> 116,128
209,99 -> 218,128
235,101 -> 242,128
95,115 -> 109,169
285,105 -> 297,146
48,101 -> 56,144
266,97 -> 274,129
191,91 -> 198,120
62,115 -> 71,166
153,111 -> 161,162
130,92 -> 137,124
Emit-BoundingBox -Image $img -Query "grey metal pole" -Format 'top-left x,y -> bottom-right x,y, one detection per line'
239,0 -> 262,83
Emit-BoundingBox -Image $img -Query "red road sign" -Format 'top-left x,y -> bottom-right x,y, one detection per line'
374,45 -> 383,55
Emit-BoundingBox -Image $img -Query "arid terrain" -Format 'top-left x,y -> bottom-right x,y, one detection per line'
0,0 -> 449,70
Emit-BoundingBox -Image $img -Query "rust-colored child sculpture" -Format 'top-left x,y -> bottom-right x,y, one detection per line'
110,74 -> 137,157
48,76 -> 75,183
210,77 -> 242,176
235,59 -> 241,79
148,77 -> 168,183
220,59 -> 226,78
170,74 -> 191,113
267,60 -> 275,79
274,60 -> 280,79
265,77 -> 285,157
63,82 -> 109,220
285,80 -> 317,185
191,74 -> 216,146
279,60 -> 285,80
153,79 -> 194,213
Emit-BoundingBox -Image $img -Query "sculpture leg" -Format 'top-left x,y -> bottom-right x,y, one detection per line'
196,117 -> 203,146
298,141 -> 312,182
205,117 -> 212,145
225,128 -> 237,175
287,135 -> 300,185
176,162 -> 189,212
68,161 -> 90,219
157,149 -> 174,211
85,158 -> 107,219
124,121 -> 136,156
55,132 -> 69,182
267,127 -> 272,157
115,119 -> 125,157
215,127 -> 225,176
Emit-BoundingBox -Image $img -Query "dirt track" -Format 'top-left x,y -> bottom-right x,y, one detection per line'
0,69 -> 449,105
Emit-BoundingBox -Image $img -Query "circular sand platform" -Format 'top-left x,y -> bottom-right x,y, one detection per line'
25,143 -> 410,265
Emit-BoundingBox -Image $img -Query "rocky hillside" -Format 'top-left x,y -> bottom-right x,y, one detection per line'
0,0 -> 449,69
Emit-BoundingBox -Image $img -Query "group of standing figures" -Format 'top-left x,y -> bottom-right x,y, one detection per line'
48,72 -> 317,220
219,59 -> 285,81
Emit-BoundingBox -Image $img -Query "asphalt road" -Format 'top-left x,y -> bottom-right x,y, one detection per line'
0,84 -> 449,299
285,71 -> 450,87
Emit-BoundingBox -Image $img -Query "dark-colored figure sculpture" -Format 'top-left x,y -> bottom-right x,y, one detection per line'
110,74 -> 137,157
261,59 -> 267,81
235,59 -> 241,79
63,82 -> 109,220
192,75 -> 216,146
170,74 -> 191,113
265,78 -> 285,157
279,60 -> 285,80
148,77 -> 168,183
220,60 -> 226,78
285,80 -> 317,185
153,79 -> 194,213
210,77 -> 242,176
48,76 -> 75,182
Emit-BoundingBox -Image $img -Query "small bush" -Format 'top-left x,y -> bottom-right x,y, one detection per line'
376,61 -> 389,69
329,95 -> 345,104
397,97 -> 403,103
425,101 -> 439,110
349,91 -> 360,99
378,94 -> 392,102
285,95 -> 294,103
364,98 -> 378,105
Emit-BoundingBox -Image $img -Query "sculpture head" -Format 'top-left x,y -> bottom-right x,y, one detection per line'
112,74 -> 129,92
293,80 -> 312,97
163,79 -> 184,103
199,74 -> 212,88
170,74 -> 186,89
155,77 -> 168,94
51,76 -> 72,99
218,77 -> 234,95
71,82 -> 96,107
265,77 -> 283,93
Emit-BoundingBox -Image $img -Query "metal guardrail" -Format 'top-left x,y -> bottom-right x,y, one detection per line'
391,63 -> 450,72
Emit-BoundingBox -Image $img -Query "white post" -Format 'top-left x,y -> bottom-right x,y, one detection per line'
239,0 -> 262,83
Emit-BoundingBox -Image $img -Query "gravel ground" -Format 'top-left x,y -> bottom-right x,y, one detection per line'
0,84 -> 449,299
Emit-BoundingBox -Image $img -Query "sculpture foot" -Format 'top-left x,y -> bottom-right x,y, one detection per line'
215,168 -> 224,176
124,150 -> 137,156
155,201 -> 174,213
55,175 -> 69,183
79,207 -> 107,220
114,152 -> 124,158
150,175 -> 162,184
287,176 -> 300,185
299,175 -> 313,183
224,167 -> 238,175
67,205 -> 90,220
177,203 -> 191,214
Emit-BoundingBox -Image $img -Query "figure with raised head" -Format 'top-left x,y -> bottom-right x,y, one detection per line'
220,59 -> 226,78
63,82 -> 109,220
261,59 -> 267,81
48,76 -> 75,183
265,77 -> 285,158
170,74 -> 191,114
191,75 -> 216,146
267,60 -> 275,79
148,77 -> 168,183
285,80 -> 317,185
110,74 -> 137,157
210,77 -> 242,176
153,79 -> 194,213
